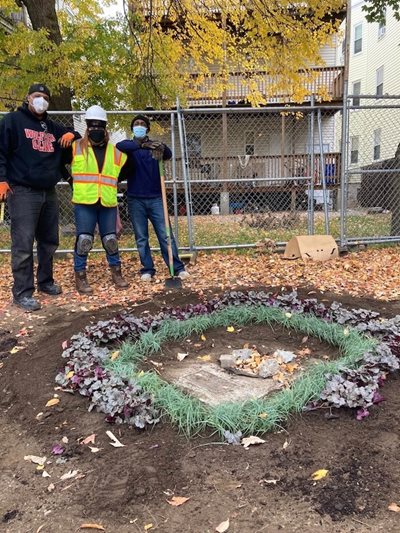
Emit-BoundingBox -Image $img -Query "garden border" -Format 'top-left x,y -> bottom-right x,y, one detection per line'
109,305 -> 375,435
56,290 -> 400,437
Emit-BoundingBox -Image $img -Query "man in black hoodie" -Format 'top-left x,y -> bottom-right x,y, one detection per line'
0,83 -> 79,311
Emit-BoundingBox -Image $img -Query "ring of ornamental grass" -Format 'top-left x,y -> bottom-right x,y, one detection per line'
106,305 -> 376,436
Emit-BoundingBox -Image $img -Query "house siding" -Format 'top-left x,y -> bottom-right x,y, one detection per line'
336,1 -> 400,189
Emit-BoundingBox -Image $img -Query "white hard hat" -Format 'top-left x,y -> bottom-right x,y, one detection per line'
85,105 -> 107,122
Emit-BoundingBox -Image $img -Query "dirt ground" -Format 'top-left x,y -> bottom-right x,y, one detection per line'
1,287 -> 400,533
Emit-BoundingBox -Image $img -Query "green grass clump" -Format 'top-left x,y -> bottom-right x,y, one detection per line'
107,304 -> 376,436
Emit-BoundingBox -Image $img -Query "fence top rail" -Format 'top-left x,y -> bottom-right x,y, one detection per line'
178,105 -> 343,114
0,105 -> 344,117
0,103 -> 346,116
182,176 -> 313,183
347,94 -> 400,99
347,105 -> 400,110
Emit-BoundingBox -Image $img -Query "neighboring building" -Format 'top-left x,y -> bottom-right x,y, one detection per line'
336,1 -> 400,206
159,35 -> 345,214
0,5 -> 29,32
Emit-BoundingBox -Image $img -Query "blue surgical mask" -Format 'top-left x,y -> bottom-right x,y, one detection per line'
133,125 -> 147,139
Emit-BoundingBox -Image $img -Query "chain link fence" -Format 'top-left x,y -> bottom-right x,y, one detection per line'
176,106 -> 342,249
341,95 -> 400,245
1,99 -> 400,253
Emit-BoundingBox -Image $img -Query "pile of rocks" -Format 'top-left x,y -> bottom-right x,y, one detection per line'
219,348 -> 298,379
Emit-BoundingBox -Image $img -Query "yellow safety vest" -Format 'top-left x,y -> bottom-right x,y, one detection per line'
71,140 -> 127,207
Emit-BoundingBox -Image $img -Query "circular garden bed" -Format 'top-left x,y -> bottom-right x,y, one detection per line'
56,290 -> 400,437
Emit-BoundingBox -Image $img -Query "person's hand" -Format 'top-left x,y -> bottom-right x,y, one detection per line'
59,132 -> 75,148
141,140 -> 163,149
0,182 -> 11,201
142,141 -> 165,160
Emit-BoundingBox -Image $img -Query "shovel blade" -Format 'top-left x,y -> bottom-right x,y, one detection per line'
165,277 -> 183,289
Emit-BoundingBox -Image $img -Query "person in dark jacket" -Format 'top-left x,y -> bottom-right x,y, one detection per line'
0,83 -> 79,311
116,115 -> 188,281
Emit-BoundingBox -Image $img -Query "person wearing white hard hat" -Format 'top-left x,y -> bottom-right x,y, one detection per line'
68,105 -> 129,294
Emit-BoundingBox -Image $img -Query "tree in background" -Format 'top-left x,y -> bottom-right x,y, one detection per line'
125,0 -> 346,107
363,0 -> 400,22
0,0 -> 346,110
0,0 -> 136,110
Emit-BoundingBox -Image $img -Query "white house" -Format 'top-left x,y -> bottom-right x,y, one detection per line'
336,1 -> 400,205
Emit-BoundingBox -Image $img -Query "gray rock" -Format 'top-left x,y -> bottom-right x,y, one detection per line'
232,348 -> 253,361
274,349 -> 296,363
219,353 -> 237,369
258,359 -> 280,378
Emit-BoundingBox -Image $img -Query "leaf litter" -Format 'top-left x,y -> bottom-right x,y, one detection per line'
167,496 -> 190,506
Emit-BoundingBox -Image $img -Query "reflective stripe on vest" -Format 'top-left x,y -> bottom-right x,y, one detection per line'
71,141 -> 126,207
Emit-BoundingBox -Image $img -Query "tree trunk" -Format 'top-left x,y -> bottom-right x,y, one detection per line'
20,0 -> 72,111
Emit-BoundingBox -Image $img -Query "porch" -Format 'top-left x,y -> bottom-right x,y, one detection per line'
188,66 -> 344,106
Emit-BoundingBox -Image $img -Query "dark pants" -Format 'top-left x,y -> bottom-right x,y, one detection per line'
8,186 -> 59,298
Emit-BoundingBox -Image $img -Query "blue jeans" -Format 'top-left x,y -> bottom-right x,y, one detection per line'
127,196 -> 184,276
74,203 -> 120,272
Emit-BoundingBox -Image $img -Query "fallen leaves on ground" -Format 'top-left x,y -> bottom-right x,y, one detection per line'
60,469 -> 79,481
216,518 -> 230,532
24,455 -> 46,466
388,502 -> 400,513
197,355 -> 211,362
311,469 -> 329,481
10,346 -> 23,354
167,496 -> 190,506
2,248 -> 400,337
45,398 -> 60,407
241,436 -> 266,449
106,430 -> 125,448
81,433 -> 96,445
110,350 -> 120,361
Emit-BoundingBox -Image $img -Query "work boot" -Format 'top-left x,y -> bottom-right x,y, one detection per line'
13,296 -> 41,312
75,271 -> 93,295
38,282 -> 62,295
110,265 -> 129,289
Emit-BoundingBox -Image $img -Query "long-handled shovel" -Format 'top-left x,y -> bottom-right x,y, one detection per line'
159,160 -> 182,289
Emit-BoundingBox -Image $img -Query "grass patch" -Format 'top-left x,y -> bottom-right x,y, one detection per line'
107,304 -> 376,436
0,212 -> 393,251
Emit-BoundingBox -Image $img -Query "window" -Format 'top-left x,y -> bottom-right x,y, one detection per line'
340,38 -> 346,62
352,80 -> 361,106
186,133 -> 201,158
376,66 -> 384,96
354,23 -> 362,54
350,136 -> 359,164
245,131 -> 255,155
306,143 -> 329,154
378,11 -> 386,38
373,129 -> 381,160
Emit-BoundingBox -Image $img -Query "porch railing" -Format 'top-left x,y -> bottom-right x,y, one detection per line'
168,152 -> 341,187
188,66 -> 344,106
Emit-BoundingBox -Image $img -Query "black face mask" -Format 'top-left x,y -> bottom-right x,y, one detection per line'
88,129 -> 106,145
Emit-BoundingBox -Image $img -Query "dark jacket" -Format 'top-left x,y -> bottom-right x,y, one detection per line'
0,104 -> 79,190
116,138 -> 172,198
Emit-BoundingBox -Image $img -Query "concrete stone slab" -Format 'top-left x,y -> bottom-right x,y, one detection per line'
161,361 -> 282,406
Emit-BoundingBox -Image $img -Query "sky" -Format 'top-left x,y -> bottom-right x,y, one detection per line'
101,0 -> 125,18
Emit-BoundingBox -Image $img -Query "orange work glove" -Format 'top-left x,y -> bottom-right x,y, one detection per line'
59,132 -> 75,148
0,182 -> 11,201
